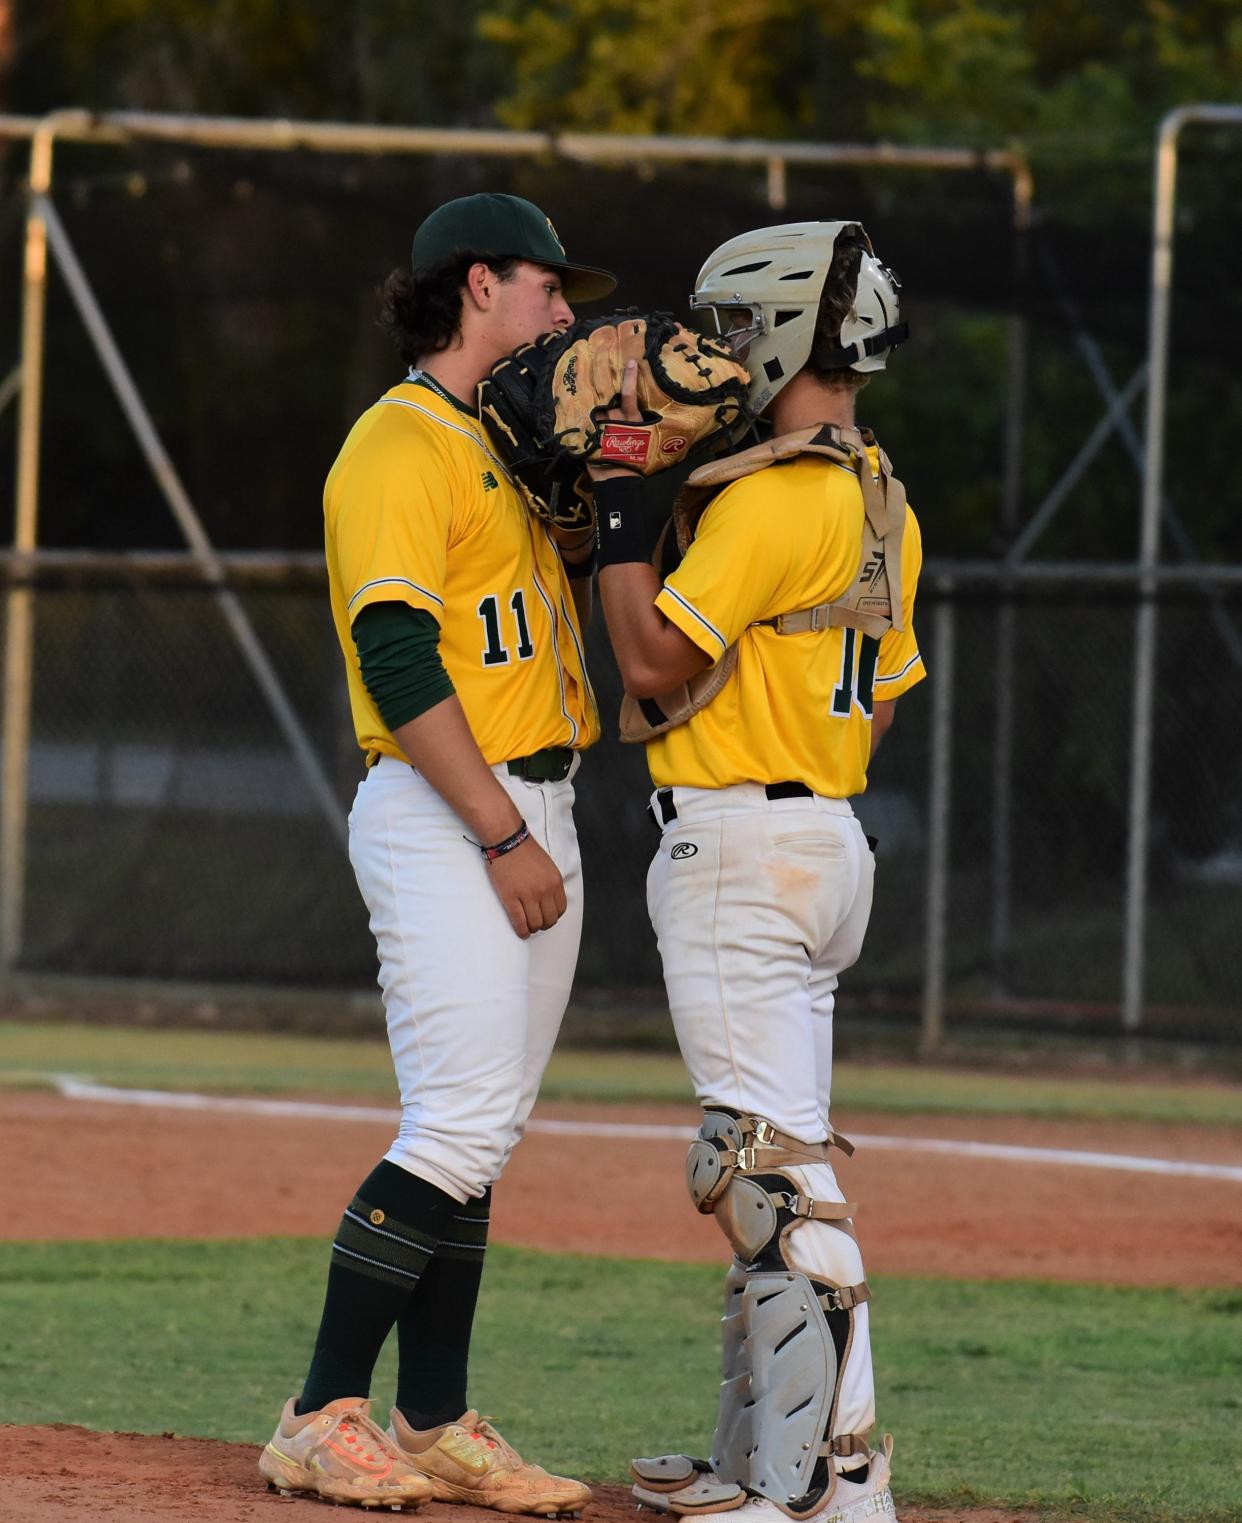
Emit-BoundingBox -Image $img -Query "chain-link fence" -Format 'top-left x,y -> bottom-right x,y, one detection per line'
1,115 -> 1240,1044
4,561 -> 1241,1041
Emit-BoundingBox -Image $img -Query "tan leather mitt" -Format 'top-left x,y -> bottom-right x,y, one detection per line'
478,311 -> 753,524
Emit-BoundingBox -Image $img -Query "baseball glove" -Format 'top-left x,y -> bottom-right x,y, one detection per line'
478,312 -> 752,527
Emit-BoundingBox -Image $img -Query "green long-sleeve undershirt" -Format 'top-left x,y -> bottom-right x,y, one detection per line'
352,600 -> 455,733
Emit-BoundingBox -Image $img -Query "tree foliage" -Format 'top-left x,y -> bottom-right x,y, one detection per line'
478,0 -> 1242,160
14,1 -> 508,124
15,1 -> 1242,155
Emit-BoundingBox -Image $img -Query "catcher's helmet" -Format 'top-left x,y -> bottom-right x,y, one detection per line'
689,221 -> 906,413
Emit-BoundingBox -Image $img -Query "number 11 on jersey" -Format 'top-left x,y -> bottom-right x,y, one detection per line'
478,590 -> 536,667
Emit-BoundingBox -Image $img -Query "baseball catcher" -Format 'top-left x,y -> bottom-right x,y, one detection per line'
477,310 -> 754,535
588,221 -> 924,1523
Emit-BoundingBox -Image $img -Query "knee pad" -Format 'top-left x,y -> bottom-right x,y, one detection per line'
686,1111 -> 860,1267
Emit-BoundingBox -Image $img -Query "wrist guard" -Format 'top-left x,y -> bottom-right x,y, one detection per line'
595,477 -> 658,569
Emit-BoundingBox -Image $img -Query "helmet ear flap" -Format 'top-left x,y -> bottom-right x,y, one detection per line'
836,253 -> 905,373
691,221 -> 903,408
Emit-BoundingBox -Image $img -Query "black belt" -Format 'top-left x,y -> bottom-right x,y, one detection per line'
650,781 -> 812,828
506,747 -> 575,783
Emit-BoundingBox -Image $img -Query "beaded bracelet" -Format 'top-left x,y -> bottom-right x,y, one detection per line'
480,820 -> 530,863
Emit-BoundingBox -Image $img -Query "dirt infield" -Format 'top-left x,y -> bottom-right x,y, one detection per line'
0,1425 -> 1041,1523
4,1091 -> 1241,1284
4,1088 -> 1240,1521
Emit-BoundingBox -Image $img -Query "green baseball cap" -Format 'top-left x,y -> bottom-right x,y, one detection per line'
410,192 -> 617,303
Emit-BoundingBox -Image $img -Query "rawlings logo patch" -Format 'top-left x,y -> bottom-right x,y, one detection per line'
599,426 -> 651,465
661,437 -> 688,455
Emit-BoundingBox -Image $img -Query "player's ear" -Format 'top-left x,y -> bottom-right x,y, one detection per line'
464,261 -> 496,311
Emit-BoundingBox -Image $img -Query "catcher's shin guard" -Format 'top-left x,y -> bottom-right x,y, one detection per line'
701,1113 -> 871,1516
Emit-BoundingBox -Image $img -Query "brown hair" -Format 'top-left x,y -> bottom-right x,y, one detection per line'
806,232 -> 871,393
378,252 -> 520,368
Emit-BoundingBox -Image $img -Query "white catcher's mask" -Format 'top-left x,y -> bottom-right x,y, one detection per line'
690,220 -> 907,413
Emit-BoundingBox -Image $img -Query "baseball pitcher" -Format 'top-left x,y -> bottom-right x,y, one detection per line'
259,193 -> 614,1512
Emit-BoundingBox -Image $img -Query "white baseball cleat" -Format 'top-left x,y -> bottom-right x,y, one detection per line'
667,1437 -> 897,1523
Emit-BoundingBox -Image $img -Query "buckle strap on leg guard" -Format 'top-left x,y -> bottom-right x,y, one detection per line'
737,1115 -> 855,1161
689,1111 -> 858,1216
818,1283 -> 871,1312
780,1193 -> 857,1223
818,1434 -> 872,1461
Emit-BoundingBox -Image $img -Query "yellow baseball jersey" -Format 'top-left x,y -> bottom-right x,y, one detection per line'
325,375 -> 599,765
648,448 -> 925,797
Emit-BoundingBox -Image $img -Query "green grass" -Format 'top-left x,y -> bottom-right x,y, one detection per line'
0,1020 -> 406,1099
3,1019 -> 1242,1125
0,1239 -> 1239,1521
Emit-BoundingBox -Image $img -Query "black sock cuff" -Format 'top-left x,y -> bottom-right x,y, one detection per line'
328,1162 -> 461,1290
436,1185 -> 492,1263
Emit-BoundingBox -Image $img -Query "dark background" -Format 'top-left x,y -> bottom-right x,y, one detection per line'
3,1 -> 1240,1035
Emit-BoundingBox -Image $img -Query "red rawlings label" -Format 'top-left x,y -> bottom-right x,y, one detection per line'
599,425 -> 652,466
661,436 -> 688,455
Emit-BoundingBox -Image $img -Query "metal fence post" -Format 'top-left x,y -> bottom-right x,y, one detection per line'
989,175 -> 1031,992
1124,114 -> 1180,1033
921,588 -> 956,1055
0,119 -> 64,973
989,596 -> 1016,990
1127,104 -> 1242,1033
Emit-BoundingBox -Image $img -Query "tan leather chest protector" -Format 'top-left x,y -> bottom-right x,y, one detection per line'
619,423 -> 907,744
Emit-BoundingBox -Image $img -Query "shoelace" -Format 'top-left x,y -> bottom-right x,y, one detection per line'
474,1418 -> 520,1465
335,1413 -> 391,1466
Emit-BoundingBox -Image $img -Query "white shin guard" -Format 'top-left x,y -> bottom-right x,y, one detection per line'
711,1262 -> 838,1507
634,1116 -> 875,1518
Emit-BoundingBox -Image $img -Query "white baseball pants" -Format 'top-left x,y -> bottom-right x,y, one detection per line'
646,782 -> 877,1452
348,754 -> 583,1204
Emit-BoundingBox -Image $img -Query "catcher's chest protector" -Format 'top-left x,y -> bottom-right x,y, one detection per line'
619,424 -> 907,744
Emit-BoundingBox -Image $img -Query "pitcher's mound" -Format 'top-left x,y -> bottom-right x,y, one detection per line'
1,1424 -> 1040,1523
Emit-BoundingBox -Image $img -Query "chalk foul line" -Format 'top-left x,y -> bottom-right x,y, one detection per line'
43,1075 -> 1242,1184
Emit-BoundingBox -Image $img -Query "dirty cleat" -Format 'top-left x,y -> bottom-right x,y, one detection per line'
387,1407 -> 593,1516
259,1396 -> 435,1509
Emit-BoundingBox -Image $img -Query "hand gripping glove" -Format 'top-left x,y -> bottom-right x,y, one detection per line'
477,312 -> 753,528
